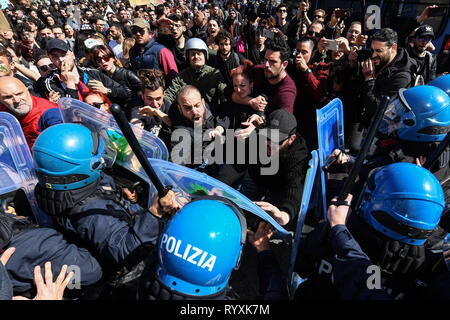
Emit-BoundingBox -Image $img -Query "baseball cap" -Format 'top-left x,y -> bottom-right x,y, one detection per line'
46,38 -> 70,53
84,38 -> 102,50
131,18 -> 150,30
262,109 -> 297,143
415,24 -> 434,39
79,23 -> 96,33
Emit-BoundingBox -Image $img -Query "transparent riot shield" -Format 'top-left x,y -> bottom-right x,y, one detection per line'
144,158 -> 292,240
58,97 -> 169,161
287,150 -> 319,299
0,112 -> 52,227
316,98 -> 345,221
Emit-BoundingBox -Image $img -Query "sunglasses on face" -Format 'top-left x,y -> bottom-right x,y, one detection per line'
95,55 -> 112,63
307,30 -> 322,37
418,36 -> 432,43
314,15 -> 324,19
38,63 -> 56,72
131,27 -> 145,35
278,9 -> 287,12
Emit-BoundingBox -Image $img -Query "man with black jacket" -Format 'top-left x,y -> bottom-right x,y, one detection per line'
41,38 -> 130,105
357,28 -> 417,128
405,25 -> 437,84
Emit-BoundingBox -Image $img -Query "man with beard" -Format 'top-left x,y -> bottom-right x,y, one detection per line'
108,22 -> 125,60
357,28 -> 417,128
226,37 -> 296,115
169,85 -> 226,176
0,76 -> 61,151
405,25 -> 436,84
208,30 -> 244,85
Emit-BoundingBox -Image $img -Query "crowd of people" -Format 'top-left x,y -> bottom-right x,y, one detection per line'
0,0 -> 450,302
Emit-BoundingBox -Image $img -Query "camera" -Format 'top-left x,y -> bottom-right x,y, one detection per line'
262,28 -> 274,39
325,39 -> 339,51
356,48 -> 373,62
335,8 -> 352,19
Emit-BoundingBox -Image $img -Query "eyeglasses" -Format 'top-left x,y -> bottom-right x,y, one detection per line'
307,30 -> 322,37
314,15 -> 324,19
95,55 -> 112,63
278,9 -> 287,12
38,63 -> 56,72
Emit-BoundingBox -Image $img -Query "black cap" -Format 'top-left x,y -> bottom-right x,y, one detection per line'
415,24 -> 434,39
46,38 -> 70,53
262,109 -> 297,143
79,23 -> 96,33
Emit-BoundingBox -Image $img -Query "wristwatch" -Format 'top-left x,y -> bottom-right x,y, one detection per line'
305,68 -> 312,73
106,88 -> 112,95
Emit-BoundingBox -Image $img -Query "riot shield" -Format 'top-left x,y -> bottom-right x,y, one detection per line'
0,112 -> 52,227
144,158 -> 292,240
316,98 -> 345,220
287,150 -> 320,299
58,97 -> 169,161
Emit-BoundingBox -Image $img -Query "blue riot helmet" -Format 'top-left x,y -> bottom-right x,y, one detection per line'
358,162 -> 445,246
156,196 -> 246,297
428,74 -> 450,97
32,123 -> 116,190
378,85 -> 450,142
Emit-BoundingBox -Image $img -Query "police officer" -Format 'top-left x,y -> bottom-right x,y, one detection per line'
0,209 -> 103,297
31,123 -> 182,295
295,163 -> 450,300
137,196 -> 246,300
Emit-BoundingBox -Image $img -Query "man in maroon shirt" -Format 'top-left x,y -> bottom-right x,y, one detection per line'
226,38 -> 297,115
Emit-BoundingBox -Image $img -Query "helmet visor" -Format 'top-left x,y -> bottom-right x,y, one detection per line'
378,98 -> 416,136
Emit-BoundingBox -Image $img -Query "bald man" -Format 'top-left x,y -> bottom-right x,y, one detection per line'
0,77 -> 62,151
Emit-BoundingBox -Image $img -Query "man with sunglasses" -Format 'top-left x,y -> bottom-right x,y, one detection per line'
406,25 -> 437,84
275,4 -> 289,35
129,18 -> 178,85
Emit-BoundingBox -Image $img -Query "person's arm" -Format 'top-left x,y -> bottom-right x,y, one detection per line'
13,62 -> 40,82
327,196 -> 391,300
0,248 -> 15,301
248,222 -> 288,300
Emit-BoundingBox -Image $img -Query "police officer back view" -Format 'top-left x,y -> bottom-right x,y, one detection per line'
138,196 -> 246,300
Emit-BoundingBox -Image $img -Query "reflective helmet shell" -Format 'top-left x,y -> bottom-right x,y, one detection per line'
32,123 -> 104,190
428,74 -> 450,97
157,199 -> 244,296
359,163 -> 445,245
397,85 -> 450,142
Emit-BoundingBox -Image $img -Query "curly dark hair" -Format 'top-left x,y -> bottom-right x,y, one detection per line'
138,68 -> 166,92
264,37 -> 291,63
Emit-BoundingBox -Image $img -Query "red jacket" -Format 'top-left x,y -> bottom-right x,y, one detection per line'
0,95 -> 59,151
